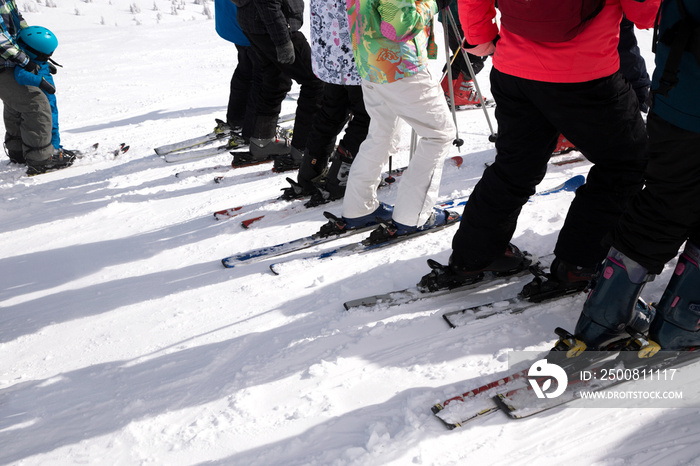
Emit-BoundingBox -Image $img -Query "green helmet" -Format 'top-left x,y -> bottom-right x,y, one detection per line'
17,26 -> 58,62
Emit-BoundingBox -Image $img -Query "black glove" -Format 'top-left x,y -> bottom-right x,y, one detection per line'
437,0 -> 452,10
39,78 -> 56,95
23,60 -> 40,74
275,41 -> 295,65
48,62 -> 58,75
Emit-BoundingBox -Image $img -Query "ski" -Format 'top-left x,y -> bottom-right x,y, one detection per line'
221,219 -> 378,268
154,119 -> 234,155
74,143 -> 129,159
442,289 -> 586,328
494,346 -> 700,420
268,175 -> 584,274
112,143 -> 130,157
74,143 -> 100,158
164,139 -> 244,163
269,211 -> 463,274
342,258 -> 550,311
221,190 -> 467,269
432,323 -> 700,430
154,114 -> 293,156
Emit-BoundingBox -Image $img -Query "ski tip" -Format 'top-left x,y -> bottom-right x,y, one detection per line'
221,258 -> 234,268
563,174 -> 585,192
241,216 -> 264,229
269,264 -> 280,275
451,156 -> 463,168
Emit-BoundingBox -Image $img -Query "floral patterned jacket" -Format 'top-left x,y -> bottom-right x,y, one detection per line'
310,0 -> 361,86
346,0 -> 438,84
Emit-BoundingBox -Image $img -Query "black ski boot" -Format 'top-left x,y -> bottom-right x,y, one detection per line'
314,145 -> 354,201
26,148 -> 76,176
279,177 -> 315,201
648,242 -> 700,350
273,146 -> 304,172
519,256 -> 597,303
418,243 -> 531,292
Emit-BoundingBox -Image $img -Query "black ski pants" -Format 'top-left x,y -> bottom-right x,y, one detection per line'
297,83 -> 370,189
227,44 -> 261,140
451,68 -> 648,270
611,113 -> 700,274
307,84 -> 368,161
244,30 -> 324,151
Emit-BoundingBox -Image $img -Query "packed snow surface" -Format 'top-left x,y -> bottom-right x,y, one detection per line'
1,2 -> 698,465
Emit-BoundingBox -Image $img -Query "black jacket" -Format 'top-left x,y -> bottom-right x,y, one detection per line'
237,0 -> 304,46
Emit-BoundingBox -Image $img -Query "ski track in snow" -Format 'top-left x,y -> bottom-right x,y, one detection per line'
1,3 -> 698,465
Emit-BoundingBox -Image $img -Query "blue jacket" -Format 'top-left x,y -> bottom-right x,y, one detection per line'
14,62 -> 60,148
651,0 -> 700,133
214,0 -> 250,46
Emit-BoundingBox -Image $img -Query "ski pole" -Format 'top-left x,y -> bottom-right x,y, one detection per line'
442,9 -> 464,149
408,14 -> 463,161
445,8 -> 497,142
385,155 -> 395,183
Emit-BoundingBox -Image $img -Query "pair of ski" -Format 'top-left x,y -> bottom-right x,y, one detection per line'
432,330 -> 700,429
155,115 -> 294,163
75,142 -> 130,159
25,143 -> 130,177
220,174 -> 584,270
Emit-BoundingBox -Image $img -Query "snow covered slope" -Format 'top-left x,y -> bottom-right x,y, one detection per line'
1,2 -> 698,465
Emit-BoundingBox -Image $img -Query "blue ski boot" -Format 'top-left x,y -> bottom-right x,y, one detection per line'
574,248 -> 655,350
648,242 -> 700,350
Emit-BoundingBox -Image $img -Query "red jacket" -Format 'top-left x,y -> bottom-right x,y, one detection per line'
458,0 -> 661,83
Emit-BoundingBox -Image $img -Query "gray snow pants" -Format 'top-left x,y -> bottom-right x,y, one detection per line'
0,67 -> 53,164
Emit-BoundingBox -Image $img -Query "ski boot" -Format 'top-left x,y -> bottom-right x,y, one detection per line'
279,177 -> 314,201
273,146 -> 304,173
247,115 -> 291,164
418,243 -> 532,292
365,209 -> 460,245
519,256 -> 597,303
572,248 -> 655,351
315,202 -> 394,238
313,145 -> 354,201
647,242 -> 700,351
26,147 -> 76,176
441,72 -> 481,107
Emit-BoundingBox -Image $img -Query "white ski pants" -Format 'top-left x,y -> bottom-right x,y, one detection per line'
342,68 -> 455,227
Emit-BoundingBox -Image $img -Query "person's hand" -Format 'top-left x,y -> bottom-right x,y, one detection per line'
23,60 -> 40,74
48,62 -> 58,75
276,41 -> 295,65
436,0 -> 452,10
462,39 -> 496,57
39,78 -> 56,94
